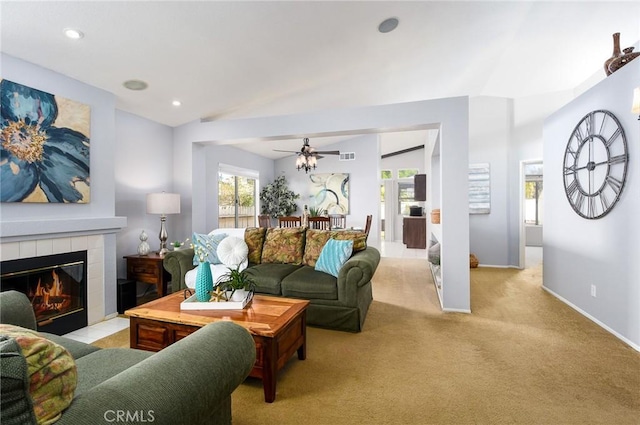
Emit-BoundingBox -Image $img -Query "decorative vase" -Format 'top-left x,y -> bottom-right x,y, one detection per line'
608,46 -> 640,75
137,230 -> 151,256
195,261 -> 213,302
604,32 -> 622,76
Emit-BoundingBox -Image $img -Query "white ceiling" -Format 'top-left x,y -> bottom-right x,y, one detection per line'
2,1 -> 639,159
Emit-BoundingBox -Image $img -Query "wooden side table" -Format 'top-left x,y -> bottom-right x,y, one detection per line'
124,254 -> 171,297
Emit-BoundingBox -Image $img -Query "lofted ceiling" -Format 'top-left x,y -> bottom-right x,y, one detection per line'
2,1 -> 639,158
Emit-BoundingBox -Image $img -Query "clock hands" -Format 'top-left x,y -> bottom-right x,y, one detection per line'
573,160 -> 605,172
573,154 -> 627,172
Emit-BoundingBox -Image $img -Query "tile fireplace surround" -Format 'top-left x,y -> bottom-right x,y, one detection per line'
0,217 -> 126,326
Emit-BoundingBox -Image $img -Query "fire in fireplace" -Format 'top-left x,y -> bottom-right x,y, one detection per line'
1,251 -> 88,335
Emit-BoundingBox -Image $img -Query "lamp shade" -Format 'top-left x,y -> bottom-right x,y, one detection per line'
632,87 -> 640,115
146,192 -> 181,215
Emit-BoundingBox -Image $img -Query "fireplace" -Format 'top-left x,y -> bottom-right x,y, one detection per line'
0,251 -> 88,335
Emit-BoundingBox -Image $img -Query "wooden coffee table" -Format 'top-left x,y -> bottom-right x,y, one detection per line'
125,292 -> 309,402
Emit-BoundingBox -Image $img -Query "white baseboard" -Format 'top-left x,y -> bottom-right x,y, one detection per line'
104,312 -> 118,320
443,307 -> 472,314
542,286 -> 640,352
477,264 -> 520,269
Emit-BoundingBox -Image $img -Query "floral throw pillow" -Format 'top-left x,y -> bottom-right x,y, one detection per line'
244,227 -> 267,265
261,227 -> 305,265
303,229 -> 333,267
0,324 -> 77,425
191,232 -> 228,265
331,230 -> 367,252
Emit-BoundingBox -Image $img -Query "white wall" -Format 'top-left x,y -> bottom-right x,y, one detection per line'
276,134 -> 381,247
0,54 -> 117,221
0,54 -> 123,316
468,97 -> 511,266
543,59 -> 639,350
172,98 -> 471,312
508,90 -> 574,265
114,110 -> 174,279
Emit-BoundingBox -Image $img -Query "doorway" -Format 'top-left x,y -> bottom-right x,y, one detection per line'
218,166 -> 258,228
519,160 -> 543,269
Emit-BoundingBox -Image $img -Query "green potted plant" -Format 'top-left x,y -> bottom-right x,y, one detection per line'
308,206 -> 326,217
215,266 -> 256,302
259,175 -> 300,218
171,238 -> 190,251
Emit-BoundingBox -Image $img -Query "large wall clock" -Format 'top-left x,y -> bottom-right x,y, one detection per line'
563,110 -> 628,219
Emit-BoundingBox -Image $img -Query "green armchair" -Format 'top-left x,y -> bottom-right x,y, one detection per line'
0,290 -> 256,425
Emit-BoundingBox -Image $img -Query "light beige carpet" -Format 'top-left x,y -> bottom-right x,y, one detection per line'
93,259 -> 640,424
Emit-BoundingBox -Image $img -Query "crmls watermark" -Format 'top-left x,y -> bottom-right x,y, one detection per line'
103,410 -> 155,423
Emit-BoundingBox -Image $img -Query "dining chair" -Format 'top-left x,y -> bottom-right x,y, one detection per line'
364,214 -> 373,241
278,216 -> 302,228
328,214 -> 346,229
308,216 -> 331,230
258,215 -> 271,228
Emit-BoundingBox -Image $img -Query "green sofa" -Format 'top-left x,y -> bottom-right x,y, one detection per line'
164,227 -> 381,332
0,290 -> 255,425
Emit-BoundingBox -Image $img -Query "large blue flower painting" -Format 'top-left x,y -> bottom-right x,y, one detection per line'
1,79 -> 90,203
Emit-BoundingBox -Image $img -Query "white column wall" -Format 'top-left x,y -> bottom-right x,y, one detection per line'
173,98 -> 471,312
543,59 -> 639,349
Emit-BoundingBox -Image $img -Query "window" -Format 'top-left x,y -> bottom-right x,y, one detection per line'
398,168 -> 418,179
524,163 -> 543,225
381,170 -> 392,180
218,165 -> 258,228
398,181 -> 419,215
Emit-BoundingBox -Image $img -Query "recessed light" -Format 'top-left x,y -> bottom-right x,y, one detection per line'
172,100 -> 182,107
123,80 -> 148,91
63,28 -> 84,40
378,17 -> 399,34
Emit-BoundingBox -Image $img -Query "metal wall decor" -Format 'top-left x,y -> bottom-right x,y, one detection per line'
563,110 -> 628,219
469,163 -> 490,214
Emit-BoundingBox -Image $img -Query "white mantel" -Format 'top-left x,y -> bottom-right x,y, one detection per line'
0,217 -> 127,242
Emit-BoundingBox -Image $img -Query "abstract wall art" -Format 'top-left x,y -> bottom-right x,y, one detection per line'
469,163 -> 490,214
308,173 -> 349,214
0,79 -> 91,203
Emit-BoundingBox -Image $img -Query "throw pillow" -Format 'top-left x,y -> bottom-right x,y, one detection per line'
192,232 -> 228,266
331,230 -> 367,252
261,227 -> 305,265
428,242 -> 441,266
315,238 -> 354,278
303,229 -> 333,267
0,335 -> 37,425
217,236 -> 249,268
244,227 -> 267,265
0,324 -> 77,425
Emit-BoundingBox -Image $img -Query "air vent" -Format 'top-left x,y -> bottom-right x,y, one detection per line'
339,152 -> 355,161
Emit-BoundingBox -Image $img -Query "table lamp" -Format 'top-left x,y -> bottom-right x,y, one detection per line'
146,192 -> 181,256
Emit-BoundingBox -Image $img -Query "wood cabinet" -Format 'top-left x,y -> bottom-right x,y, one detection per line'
403,216 -> 426,249
414,174 -> 426,201
124,254 -> 171,297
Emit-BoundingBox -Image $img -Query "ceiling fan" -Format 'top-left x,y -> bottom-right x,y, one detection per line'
274,138 -> 340,173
